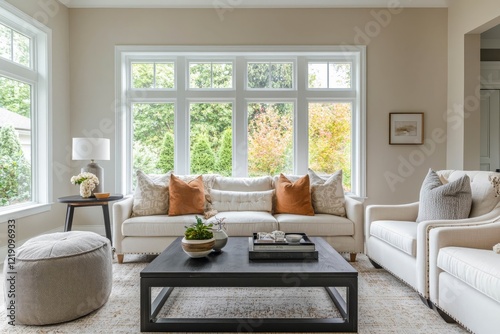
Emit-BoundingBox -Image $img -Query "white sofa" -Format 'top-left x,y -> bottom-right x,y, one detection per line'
365,170 -> 500,304
428,221 -> 500,334
113,175 -> 364,263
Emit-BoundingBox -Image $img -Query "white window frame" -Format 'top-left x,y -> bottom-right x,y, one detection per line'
0,2 -> 52,221
116,46 -> 366,198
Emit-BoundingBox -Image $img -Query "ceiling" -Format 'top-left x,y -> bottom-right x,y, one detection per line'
61,0 -> 449,9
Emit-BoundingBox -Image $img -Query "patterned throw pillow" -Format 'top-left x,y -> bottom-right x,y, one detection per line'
275,174 -> 314,216
308,169 -> 346,217
131,170 -> 171,217
168,174 -> 205,216
416,169 -> 472,223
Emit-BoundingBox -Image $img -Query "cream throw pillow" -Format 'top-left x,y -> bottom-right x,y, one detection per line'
416,169 -> 472,223
308,169 -> 346,217
210,189 -> 274,212
131,170 -> 171,217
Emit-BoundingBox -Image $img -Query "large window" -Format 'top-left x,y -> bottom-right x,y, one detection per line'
0,2 -> 51,218
117,46 -> 365,197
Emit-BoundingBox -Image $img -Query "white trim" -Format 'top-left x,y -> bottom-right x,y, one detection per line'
63,0 -> 449,9
0,1 -> 52,215
0,203 -> 52,222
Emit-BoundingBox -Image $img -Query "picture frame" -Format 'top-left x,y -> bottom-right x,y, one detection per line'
389,112 -> 424,145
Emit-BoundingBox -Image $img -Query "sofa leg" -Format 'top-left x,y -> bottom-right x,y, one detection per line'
349,253 -> 357,262
419,295 -> 433,309
432,305 -> 457,323
117,254 -> 124,264
368,258 -> 383,269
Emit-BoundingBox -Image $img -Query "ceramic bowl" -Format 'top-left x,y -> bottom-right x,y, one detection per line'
94,192 -> 110,199
286,234 -> 303,243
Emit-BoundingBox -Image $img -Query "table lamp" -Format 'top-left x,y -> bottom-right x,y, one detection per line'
72,137 -> 110,194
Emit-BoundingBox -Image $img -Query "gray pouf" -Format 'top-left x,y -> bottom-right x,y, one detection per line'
2,231 -> 112,325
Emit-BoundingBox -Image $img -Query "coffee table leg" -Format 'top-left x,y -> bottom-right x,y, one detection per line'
140,279 -> 151,332
141,282 -> 175,332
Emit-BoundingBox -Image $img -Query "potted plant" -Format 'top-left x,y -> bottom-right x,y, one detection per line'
181,216 -> 215,258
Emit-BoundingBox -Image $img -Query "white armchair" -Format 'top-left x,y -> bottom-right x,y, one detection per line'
428,221 -> 500,334
365,170 -> 500,305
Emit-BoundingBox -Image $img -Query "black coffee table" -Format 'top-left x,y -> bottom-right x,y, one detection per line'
140,237 -> 358,332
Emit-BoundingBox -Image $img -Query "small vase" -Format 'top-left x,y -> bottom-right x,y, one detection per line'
79,183 -> 92,198
181,237 -> 215,258
212,230 -> 228,252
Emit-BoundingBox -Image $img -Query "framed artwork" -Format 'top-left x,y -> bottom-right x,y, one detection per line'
389,112 -> 424,145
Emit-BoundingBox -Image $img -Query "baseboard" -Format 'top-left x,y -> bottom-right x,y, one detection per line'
0,225 -> 106,265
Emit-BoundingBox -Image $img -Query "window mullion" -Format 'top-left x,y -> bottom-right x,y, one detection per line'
176,56 -> 189,174
296,56 -> 308,175
153,62 -> 156,88
234,56 -> 247,177
10,27 -> 14,61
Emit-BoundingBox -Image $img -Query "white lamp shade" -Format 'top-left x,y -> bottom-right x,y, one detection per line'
72,138 -> 110,161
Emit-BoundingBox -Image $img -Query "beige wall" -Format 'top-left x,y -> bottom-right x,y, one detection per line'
0,1 -> 71,254
447,0 -> 500,169
68,7 -> 448,217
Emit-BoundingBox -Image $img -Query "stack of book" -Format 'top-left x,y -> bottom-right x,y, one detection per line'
248,233 -> 318,260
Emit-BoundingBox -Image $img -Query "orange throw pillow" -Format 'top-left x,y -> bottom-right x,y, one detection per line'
275,174 -> 314,216
168,174 -> 205,216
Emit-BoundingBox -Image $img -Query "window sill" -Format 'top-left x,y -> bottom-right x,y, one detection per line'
0,203 -> 52,223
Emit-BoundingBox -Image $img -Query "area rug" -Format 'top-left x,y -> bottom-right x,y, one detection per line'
0,253 -> 468,333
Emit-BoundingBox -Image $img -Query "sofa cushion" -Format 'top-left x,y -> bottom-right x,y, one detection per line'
439,170 -> 500,217
416,169 -> 472,223
207,211 -> 278,236
210,189 -> 274,212
275,174 -> 314,216
122,214 -> 200,237
308,169 -> 346,217
275,213 -> 354,236
168,174 -> 205,216
131,170 -> 171,217
438,247 -> 500,303
370,220 -> 417,256
212,176 -> 273,192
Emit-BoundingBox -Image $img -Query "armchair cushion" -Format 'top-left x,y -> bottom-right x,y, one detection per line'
438,170 -> 500,217
438,247 -> 500,303
416,169 -> 472,223
370,220 -> 417,256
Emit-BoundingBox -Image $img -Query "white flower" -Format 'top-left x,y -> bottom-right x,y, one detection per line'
70,172 -> 99,186
71,172 -> 99,197
494,243 -> 500,254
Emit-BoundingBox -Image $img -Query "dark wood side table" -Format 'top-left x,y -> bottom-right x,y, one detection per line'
57,195 -> 124,245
